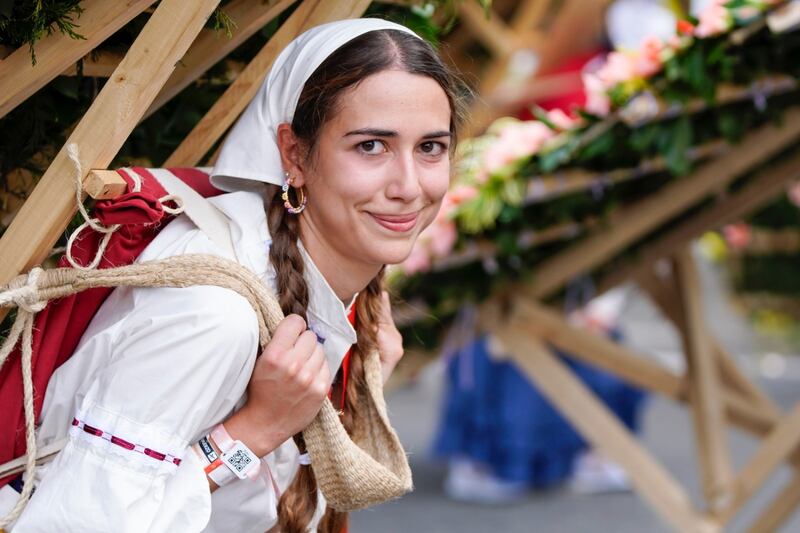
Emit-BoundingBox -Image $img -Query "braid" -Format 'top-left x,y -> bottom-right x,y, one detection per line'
267,186 -> 309,318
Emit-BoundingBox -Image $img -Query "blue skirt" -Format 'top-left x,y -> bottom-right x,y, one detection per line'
432,335 -> 646,488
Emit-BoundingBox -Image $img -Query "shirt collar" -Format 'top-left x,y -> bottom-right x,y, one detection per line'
210,191 -> 357,371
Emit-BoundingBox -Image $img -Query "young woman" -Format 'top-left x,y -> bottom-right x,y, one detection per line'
1,18 -> 462,532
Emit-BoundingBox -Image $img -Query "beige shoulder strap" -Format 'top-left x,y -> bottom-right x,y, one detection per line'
132,168 -> 237,259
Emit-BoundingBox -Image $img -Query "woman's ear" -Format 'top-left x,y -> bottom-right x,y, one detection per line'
276,123 -> 308,187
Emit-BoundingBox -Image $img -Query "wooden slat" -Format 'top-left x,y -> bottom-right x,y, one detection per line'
143,0 -> 297,120
674,248 -> 734,510
722,405 -> 800,522
597,147 -> 800,295
61,51 -> 125,77
457,2 -> 516,57
0,0 -> 157,119
165,0 -> 371,167
505,299 -> 781,437
83,170 -> 127,200
745,474 -> 800,533
487,314 -> 718,533
511,0 -> 552,31
522,109 -> 800,300
0,0 -> 222,288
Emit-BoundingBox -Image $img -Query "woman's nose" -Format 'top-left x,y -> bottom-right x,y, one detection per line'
386,153 -> 422,202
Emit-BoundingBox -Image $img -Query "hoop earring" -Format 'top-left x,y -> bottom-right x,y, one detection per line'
282,173 -> 307,215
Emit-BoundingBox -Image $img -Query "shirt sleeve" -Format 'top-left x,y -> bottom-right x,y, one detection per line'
12,283 -> 260,533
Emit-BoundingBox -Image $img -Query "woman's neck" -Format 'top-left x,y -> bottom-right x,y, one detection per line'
298,220 -> 381,302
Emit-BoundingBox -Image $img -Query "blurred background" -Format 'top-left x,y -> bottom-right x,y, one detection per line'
3,0 -> 800,531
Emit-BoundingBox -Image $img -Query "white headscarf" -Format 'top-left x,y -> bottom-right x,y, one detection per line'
211,18 -> 421,193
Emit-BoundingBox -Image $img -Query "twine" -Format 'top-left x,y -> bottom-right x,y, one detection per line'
0,254 -> 411,527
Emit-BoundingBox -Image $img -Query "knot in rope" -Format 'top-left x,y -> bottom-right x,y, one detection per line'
0,267 -> 47,313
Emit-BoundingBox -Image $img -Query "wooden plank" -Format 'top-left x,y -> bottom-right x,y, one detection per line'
165,0 -> 371,167
673,247 -> 733,511
523,108 -> 800,300
722,404 -> 800,522
745,473 -> 800,533
507,299 -> 781,438
636,264 -> 781,418
511,0 -> 552,32
61,50 -> 125,77
0,0 -> 157,119
487,314 -> 718,533
83,170 -> 128,200
0,0 -> 222,288
143,0 -> 297,120
457,2 -> 516,57
506,299 -> 685,398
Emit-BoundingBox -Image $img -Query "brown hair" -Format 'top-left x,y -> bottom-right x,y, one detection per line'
269,27 -> 464,533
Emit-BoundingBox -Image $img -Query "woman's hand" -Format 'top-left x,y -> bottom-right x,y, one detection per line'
376,291 -> 404,384
225,314 -> 331,457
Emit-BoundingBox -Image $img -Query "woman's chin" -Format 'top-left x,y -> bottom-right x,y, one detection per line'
368,241 -> 416,266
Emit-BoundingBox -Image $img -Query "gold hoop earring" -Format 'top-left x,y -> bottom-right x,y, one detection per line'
282,173 -> 307,214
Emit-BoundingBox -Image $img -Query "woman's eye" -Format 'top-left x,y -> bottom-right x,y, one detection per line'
420,141 -> 446,156
358,140 -> 387,155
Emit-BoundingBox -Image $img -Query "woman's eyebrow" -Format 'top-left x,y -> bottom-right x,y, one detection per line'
344,128 -> 452,139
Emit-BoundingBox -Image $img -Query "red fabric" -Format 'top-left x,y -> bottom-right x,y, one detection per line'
0,167 -> 221,487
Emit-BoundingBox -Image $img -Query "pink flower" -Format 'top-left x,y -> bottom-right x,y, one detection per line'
723,223 -> 752,250
597,51 -> 636,87
582,73 -> 611,116
546,109 -> 580,130
788,182 -> 800,207
427,218 -> 458,258
633,36 -> 664,78
439,184 -> 479,219
695,0 -> 732,38
401,244 -> 431,275
483,121 -> 554,173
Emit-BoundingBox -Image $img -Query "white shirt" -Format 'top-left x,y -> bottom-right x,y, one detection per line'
1,190 -> 358,532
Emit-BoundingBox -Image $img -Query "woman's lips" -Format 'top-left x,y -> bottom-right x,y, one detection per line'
368,211 -> 420,233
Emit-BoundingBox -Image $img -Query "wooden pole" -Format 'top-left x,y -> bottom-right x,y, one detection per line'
673,247 -> 734,511
143,0 -> 297,120
0,0 -> 157,118
522,109 -> 800,300
745,474 -> 800,533
486,311 -> 718,532
164,0 -> 371,167
0,0 -> 222,288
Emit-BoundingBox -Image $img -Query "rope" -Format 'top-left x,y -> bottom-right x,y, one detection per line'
0,254 -> 411,526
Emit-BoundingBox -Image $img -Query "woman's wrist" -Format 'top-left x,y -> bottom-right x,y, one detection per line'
223,406 -> 286,457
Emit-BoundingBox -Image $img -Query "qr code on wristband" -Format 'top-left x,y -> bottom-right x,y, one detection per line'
226,449 -> 252,472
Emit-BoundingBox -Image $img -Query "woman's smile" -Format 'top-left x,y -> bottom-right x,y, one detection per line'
366,210 -> 421,233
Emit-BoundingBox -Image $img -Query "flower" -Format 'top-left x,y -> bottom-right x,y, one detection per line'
695,0 -> 733,38
482,120 -> 554,174
597,51 -> 637,87
723,222 -> 752,250
582,72 -> 611,116
546,108 -> 581,131
677,19 -> 696,35
401,244 -> 432,275
633,36 -> 665,78
788,182 -> 800,207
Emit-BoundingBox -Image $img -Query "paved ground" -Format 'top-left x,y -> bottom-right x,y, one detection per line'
352,255 -> 800,532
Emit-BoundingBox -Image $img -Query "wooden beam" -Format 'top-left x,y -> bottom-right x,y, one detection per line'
165,0 -> 372,167
457,2 -> 516,58
510,0 -> 552,32
0,0 -> 222,288
143,0 -> 297,120
597,146 -> 800,296
522,109 -> 800,300
673,247 -> 734,511
507,299 -> 781,438
488,315 -> 718,533
722,404 -> 800,523
745,473 -> 800,533
0,0 -> 157,119
83,170 -> 128,200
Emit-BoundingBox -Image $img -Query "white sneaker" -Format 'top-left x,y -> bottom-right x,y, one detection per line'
443,458 -> 528,504
569,450 -> 631,495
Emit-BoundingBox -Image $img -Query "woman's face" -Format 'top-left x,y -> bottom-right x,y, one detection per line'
292,69 -> 452,270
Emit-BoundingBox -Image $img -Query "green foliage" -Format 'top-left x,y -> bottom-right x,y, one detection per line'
0,0 -> 85,64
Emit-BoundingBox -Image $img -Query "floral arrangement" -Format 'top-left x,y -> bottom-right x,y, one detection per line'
401,0 -> 794,276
